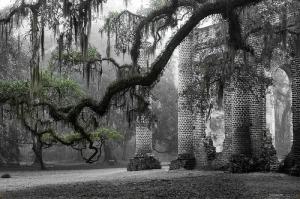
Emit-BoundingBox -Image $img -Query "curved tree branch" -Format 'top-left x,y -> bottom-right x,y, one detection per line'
0,0 -> 264,163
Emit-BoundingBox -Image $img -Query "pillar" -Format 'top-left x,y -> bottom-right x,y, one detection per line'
290,56 -> 300,166
230,74 -> 252,156
127,45 -> 161,171
282,4 -> 300,175
170,34 -> 196,170
249,69 -> 266,158
135,115 -> 152,156
177,34 -> 195,158
193,111 -> 207,168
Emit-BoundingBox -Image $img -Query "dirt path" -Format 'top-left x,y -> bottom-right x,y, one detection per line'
0,167 -> 219,192
0,168 -> 127,191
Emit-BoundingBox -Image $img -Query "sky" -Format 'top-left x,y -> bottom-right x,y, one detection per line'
0,0 -> 13,9
0,0 -> 148,10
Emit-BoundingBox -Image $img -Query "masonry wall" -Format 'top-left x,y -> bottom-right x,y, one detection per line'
176,1 -> 300,167
192,20 -> 267,162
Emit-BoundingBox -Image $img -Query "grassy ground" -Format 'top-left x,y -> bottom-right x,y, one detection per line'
1,170 -> 300,199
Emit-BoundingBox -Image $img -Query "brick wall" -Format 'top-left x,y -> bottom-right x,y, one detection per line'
291,56 -> 300,164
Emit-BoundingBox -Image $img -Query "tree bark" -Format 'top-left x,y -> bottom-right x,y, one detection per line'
275,98 -> 291,159
32,135 -> 46,170
103,142 -> 116,163
122,141 -> 127,161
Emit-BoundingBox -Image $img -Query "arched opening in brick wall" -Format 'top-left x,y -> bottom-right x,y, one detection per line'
206,110 -> 225,153
266,68 -> 292,160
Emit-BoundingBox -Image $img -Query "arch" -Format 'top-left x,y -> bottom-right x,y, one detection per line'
266,68 -> 292,160
206,109 -> 225,153
280,64 -> 292,81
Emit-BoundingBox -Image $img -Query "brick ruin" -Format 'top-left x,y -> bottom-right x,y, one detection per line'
171,3 -> 300,170
127,47 -> 161,171
128,1 -> 300,172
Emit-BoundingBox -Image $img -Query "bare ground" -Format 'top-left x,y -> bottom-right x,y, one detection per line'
0,167 -> 300,199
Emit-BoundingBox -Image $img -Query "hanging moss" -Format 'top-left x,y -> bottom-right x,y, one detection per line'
0,0 -> 281,163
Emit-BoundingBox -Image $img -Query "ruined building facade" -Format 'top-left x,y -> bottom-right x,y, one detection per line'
128,1 -> 300,172
170,2 -> 300,170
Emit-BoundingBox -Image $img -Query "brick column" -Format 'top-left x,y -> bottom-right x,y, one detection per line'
230,74 -> 252,156
177,34 -> 195,158
282,4 -> 300,175
134,47 -> 154,157
249,69 -> 266,158
170,34 -> 196,170
226,72 -> 266,158
291,56 -> 300,165
135,115 -> 152,156
127,47 -> 161,171
247,30 -> 267,158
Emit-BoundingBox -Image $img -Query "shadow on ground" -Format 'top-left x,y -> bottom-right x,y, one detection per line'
1,169 -> 300,199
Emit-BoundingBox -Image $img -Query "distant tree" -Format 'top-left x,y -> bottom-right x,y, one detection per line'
152,61 -> 178,154
0,35 -> 29,165
273,69 -> 292,159
0,72 -> 122,168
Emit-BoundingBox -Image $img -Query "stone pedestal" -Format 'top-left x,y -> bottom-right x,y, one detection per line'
127,115 -> 161,171
169,154 -> 196,170
127,154 -> 161,171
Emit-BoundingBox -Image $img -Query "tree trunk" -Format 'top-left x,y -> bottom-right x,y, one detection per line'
275,99 -> 290,159
32,135 -> 46,170
7,122 -> 20,165
122,141 -> 127,161
103,142 -> 116,163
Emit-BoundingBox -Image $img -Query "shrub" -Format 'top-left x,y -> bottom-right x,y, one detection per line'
203,137 -> 216,161
1,173 -> 11,178
255,131 -> 279,172
289,165 -> 300,177
229,154 -> 255,173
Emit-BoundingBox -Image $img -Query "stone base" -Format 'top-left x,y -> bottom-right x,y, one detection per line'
127,154 -> 161,171
169,154 -> 196,170
280,154 -> 300,176
210,152 -> 229,170
289,164 -> 300,176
